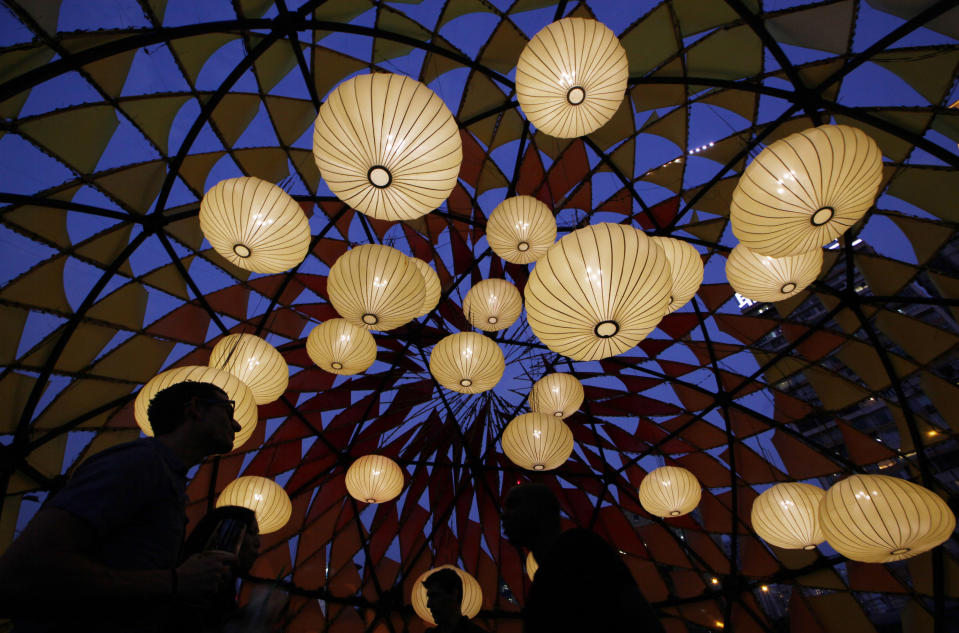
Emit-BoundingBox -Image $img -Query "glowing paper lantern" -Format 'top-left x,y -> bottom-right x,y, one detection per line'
524,223 -> 672,361
730,124 -> 883,257
486,196 -> 557,264
650,236 -> 703,314
501,412 -> 574,471
199,177 -> 310,274
639,466 -> 701,518
216,476 -> 292,534
526,552 -> 538,580
429,332 -> 504,394
134,365 -> 257,450
750,482 -> 826,550
209,334 -> 288,405
819,474 -> 956,563
327,244 -> 426,331
516,17 -> 628,138
463,279 -> 523,332
411,565 -> 483,626
312,73 -> 462,221
725,243 -> 822,303
409,257 -> 441,318
345,455 -> 404,504
306,318 -> 376,375
529,373 -> 583,419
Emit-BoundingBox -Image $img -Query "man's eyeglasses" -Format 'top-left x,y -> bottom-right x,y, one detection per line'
195,397 -> 236,414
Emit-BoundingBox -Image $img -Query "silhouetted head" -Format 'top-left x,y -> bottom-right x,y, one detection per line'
423,568 -> 463,626
147,381 -> 241,455
501,483 -> 561,549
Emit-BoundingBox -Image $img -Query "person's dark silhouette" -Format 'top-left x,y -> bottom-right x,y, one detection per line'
0,381 -> 243,632
423,568 -> 487,633
502,483 -> 665,633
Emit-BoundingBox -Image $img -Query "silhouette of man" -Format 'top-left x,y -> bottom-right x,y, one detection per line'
423,568 -> 487,633
0,381 -> 244,632
501,483 -> 664,633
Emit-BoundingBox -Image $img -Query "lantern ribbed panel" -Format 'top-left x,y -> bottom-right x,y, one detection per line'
463,279 -> 523,332
409,257 -> 441,318
501,412 -> 574,471
199,177 -> 310,273
209,334 -> 288,405
725,243 -> 822,303
516,18 -> 628,138
529,373 -> 584,419
730,124 -> 883,257
526,552 -> 538,580
639,466 -> 701,518
134,365 -> 257,450
327,244 -> 426,331
524,223 -> 672,361
312,73 -> 462,221
650,236 -> 703,314
429,332 -> 504,394
411,565 -> 483,626
486,196 -> 557,264
345,455 -> 405,504
306,318 -> 377,375
819,474 -> 956,563
216,476 -> 292,534
750,482 -> 826,550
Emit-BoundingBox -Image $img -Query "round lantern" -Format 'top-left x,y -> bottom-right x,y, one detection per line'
411,565 -> 483,626
516,17 -> 628,138
750,482 -> 826,550
650,236 -> 703,314
327,244 -> 426,331
529,373 -> 583,419
725,243 -> 822,303
345,455 -> 405,504
501,412 -> 574,471
526,552 -> 538,580
463,279 -> 523,332
409,257 -> 442,318
313,73 -> 463,221
639,466 -> 701,518
730,124 -> 883,257
429,332 -> 504,394
199,177 -> 311,274
134,365 -> 257,450
486,196 -> 557,264
306,318 -> 377,375
216,476 -> 292,534
209,334 -> 288,405
524,223 -> 672,361
819,474 -> 956,563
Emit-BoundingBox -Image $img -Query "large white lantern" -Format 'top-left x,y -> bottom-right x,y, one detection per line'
725,243 -> 822,303
486,196 -> 557,264
345,455 -> 404,504
429,332 -> 504,394
638,466 -> 701,518
516,18 -> 628,138
134,365 -> 257,451
650,236 -> 703,314
409,257 -> 442,318
327,244 -> 426,331
501,412 -> 574,471
305,318 -> 377,375
411,565 -> 483,626
750,482 -> 826,551
819,474 -> 956,563
199,177 -> 311,274
313,73 -> 463,221
462,279 -> 523,332
524,223 -> 672,361
209,334 -> 288,405
730,124 -> 883,257
216,476 -> 292,534
529,373 -> 583,419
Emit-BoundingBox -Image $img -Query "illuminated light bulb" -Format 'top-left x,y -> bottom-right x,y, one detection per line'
486,196 -> 557,264
638,466 -> 701,518
463,279 -> 523,332
751,482 -> 826,551
216,476 -> 291,534
429,332 -> 504,394
209,333 -> 288,405
529,373 -> 584,419
725,243 -> 822,303
501,412 -> 573,471
306,318 -> 377,375
345,455 -> 404,504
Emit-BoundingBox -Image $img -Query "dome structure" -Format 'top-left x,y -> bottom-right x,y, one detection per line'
209,333 -> 288,405
750,482 -> 826,551
501,412 -> 574,471
429,332 -> 504,394
344,455 -> 405,504
198,177 -> 311,274
528,372 -> 584,419
725,243 -> 823,303
638,466 -> 701,518
411,565 -> 483,626
650,236 -> 704,313
313,73 -> 462,221
486,195 -> 557,264
462,278 -> 523,332
216,476 -> 292,534
305,318 -> 377,375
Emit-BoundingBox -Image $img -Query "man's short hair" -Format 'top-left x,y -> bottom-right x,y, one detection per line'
146,381 -> 228,436
423,568 -> 463,602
